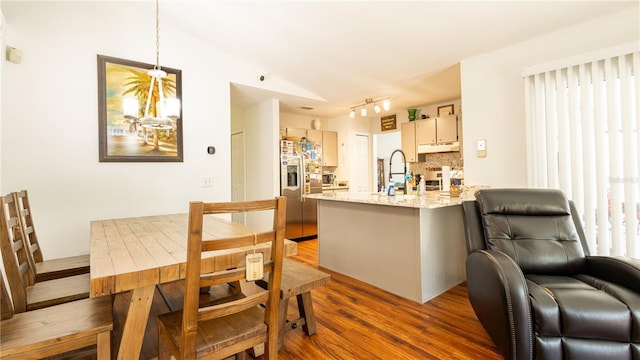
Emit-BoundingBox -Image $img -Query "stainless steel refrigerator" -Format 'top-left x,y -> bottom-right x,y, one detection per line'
280,139 -> 322,239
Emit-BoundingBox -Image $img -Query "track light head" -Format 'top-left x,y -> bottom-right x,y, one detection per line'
347,97 -> 390,118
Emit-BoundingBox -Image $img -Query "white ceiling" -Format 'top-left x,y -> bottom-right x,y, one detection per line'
69,1 -> 640,118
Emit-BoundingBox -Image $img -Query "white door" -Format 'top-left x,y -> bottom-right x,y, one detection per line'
353,133 -> 370,193
231,131 -> 246,224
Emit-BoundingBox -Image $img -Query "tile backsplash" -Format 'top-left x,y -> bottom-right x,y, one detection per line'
410,152 -> 463,173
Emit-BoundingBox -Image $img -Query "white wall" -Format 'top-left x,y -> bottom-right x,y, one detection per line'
244,99 -> 280,231
0,2 -> 314,258
461,9 -> 639,188
280,113 -> 328,132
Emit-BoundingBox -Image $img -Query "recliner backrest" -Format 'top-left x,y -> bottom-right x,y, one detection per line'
475,189 -> 586,275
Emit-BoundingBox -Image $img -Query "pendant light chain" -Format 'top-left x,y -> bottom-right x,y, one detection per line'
123,0 -> 179,130
155,0 -> 161,71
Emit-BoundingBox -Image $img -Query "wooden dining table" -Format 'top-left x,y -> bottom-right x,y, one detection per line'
89,213 -> 297,360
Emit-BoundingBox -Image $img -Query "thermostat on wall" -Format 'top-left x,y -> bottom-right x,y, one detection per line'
6,46 -> 22,64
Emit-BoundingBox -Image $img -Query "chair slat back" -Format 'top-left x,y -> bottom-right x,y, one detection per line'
1,252 -> 15,320
0,193 -> 34,313
14,190 -> 44,266
181,197 -> 287,358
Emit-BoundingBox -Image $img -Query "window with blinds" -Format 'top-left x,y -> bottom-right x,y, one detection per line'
523,46 -> 639,258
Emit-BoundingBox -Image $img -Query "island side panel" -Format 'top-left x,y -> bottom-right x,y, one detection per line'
419,205 -> 467,302
317,199 -> 422,302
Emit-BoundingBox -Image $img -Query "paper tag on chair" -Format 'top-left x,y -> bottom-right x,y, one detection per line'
245,252 -> 264,281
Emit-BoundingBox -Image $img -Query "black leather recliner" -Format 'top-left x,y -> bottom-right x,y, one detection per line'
462,188 -> 640,360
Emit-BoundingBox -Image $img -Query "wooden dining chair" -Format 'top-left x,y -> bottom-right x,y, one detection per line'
0,193 -> 90,312
0,267 -> 113,360
157,196 -> 287,360
14,190 -> 90,282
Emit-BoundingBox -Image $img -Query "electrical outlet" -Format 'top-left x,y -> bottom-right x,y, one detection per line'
202,177 -> 214,187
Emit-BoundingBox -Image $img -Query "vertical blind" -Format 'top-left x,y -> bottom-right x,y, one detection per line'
524,49 -> 639,258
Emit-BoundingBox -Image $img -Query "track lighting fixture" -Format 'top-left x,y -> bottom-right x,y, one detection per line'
348,97 -> 391,118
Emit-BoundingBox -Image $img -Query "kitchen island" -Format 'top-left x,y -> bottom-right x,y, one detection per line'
305,189 -> 480,303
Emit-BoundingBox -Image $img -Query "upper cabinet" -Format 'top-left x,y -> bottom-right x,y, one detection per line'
415,116 -> 457,145
322,131 -> 338,167
306,129 -> 323,144
286,128 -> 322,143
285,127 -> 307,140
285,127 -> 338,167
416,118 -> 436,145
401,115 -> 460,157
434,115 -> 458,143
401,122 -> 418,162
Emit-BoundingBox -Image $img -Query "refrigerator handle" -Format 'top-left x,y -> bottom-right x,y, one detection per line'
300,156 -> 306,202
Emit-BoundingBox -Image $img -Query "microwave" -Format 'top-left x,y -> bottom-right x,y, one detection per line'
322,173 -> 335,185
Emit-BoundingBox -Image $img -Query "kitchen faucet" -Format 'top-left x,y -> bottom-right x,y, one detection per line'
389,149 -> 407,193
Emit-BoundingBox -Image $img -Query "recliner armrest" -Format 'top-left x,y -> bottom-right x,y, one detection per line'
466,250 -> 534,360
586,256 -> 640,293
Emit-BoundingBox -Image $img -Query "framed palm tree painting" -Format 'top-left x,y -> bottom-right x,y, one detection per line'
97,54 -> 183,162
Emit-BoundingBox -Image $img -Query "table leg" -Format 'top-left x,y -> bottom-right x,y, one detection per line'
297,292 -> 317,335
117,285 -> 155,360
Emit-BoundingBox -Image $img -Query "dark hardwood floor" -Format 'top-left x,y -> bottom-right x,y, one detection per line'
108,238 -> 501,359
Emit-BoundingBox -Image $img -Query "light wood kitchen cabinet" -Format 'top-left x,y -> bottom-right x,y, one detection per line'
285,128 -> 339,166
436,116 -> 458,143
416,118 -> 436,145
401,122 -> 417,162
322,130 -> 338,167
285,127 -> 307,139
413,116 -> 458,146
306,129 -> 323,144
401,115 -> 459,158
285,128 -> 322,143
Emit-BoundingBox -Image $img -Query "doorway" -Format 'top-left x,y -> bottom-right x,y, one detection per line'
373,131 -> 401,190
352,133 -> 370,193
231,130 -> 246,224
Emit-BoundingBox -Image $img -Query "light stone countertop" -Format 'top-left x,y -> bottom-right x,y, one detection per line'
305,186 -> 487,209
321,185 -> 349,191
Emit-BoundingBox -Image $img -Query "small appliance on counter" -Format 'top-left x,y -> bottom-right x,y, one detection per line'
322,172 -> 335,186
423,167 -> 464,192
423,169 -> 442,191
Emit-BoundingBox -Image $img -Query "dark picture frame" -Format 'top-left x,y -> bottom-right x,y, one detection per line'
437,104 -> 454,117
380,115 -> 397,131
97,54 -> 183,162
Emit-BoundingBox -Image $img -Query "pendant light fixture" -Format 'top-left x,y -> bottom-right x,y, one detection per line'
348,97 -> 391,118
123,0 -> 180,130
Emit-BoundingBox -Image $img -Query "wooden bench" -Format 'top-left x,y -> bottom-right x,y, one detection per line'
257,258 -> 331,348
0,269 -> 113,360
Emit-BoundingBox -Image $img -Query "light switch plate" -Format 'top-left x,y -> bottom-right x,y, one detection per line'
476,139 -> 487,157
